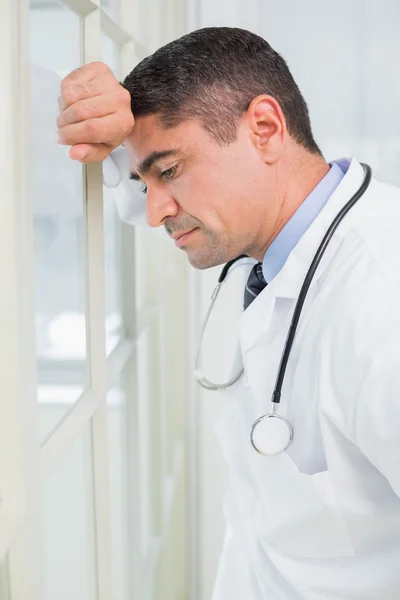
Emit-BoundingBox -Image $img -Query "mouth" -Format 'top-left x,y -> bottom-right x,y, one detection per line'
173,228 -> 198,248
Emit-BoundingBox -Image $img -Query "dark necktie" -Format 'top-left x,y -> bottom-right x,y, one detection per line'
244,262 -> 267,310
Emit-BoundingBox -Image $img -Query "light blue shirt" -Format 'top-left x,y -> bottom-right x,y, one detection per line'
262,162 -> 346,282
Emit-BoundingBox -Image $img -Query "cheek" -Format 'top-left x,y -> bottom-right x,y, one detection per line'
173,170 -> 220,222
172,154 -> 265,233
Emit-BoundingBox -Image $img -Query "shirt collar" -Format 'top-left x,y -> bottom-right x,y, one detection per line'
262,161 -> 346,282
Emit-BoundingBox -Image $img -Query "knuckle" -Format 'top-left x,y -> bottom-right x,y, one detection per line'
56,113 -> 65,128
79,80 -> 93,98
60,87 -> 77,106
61,66 -> 82,87
90,61 -> 110,75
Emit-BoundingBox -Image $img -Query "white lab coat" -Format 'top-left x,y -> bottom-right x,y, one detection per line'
107,154 -> 400,599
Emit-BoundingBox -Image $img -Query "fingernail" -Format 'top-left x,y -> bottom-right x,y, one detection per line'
56,131 -> 62,144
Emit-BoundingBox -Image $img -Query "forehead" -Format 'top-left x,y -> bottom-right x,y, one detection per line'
124,114 -> 211,166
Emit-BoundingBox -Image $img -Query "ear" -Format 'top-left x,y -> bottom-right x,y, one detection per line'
245,95 -> 287,163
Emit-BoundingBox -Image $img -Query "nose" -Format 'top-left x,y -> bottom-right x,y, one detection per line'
146,186 -> 179,228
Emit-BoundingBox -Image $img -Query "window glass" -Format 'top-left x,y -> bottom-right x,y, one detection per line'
42,426 -> 97,600
0,557 -> 10,600
30,0 -> 88,442
100,0 -> 121,23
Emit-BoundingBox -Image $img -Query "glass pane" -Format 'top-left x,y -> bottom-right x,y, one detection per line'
0,557 -> 10,600
108,376 -> 130,600
100,0 -> 121,22
102,36 -> 124,355
137,324 -> 161,555
30,0 -> 88,442
42,426 -> 97,600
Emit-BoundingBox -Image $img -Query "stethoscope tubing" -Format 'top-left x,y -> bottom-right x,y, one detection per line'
194,255 -> 253,390
271,163 -> 372,406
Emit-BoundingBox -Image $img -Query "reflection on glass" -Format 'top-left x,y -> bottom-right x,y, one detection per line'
30,0 -> 88,441
42,426 -> 97,600
102,36 -> 124,355
108,377 -> 130,600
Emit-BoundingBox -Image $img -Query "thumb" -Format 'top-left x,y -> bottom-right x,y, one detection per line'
69,143 -> 113,164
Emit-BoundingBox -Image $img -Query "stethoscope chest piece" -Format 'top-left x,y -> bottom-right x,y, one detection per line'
250,413 -> 293,456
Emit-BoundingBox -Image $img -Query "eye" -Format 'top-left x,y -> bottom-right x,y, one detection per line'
129,172 -> 147,195
161,166 -> 177,180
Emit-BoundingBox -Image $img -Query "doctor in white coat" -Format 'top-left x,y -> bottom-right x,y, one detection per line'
57,27 -> 400,600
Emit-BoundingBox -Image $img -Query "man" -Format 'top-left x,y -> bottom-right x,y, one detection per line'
58,27 -> 400,600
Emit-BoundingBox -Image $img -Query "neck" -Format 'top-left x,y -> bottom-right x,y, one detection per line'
253,148 -> 330,261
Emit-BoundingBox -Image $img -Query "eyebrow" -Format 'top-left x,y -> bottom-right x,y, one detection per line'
129,149 -> 180,180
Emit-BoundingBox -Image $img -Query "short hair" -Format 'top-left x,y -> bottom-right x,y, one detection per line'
123,27 -> 321,155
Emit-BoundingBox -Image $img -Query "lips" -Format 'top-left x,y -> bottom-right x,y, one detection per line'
174,228 -> 197,248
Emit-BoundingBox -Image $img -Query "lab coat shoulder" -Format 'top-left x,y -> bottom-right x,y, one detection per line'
325,177 -> 400,497
348,177 -> 400,299
316,175 -> 400,363
309,178 -> 400,447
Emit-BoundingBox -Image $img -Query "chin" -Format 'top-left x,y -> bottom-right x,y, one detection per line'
185,247 -> 234,270
186,254 -> 219,270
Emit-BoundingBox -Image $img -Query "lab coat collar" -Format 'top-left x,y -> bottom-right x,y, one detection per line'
240,158 -> 368,353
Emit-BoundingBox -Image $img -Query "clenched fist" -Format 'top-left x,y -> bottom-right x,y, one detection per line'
57,62 -> 135,163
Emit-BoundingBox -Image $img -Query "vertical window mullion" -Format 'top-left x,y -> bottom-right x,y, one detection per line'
83,6 -> 113,600
5,0 -> 45,598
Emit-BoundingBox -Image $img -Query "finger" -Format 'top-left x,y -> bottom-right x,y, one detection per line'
57,95 -> 117,129
69,143 -> 112,164
62,62 -> 110,87
58,114 -> 125,146
59,72 -> 112,111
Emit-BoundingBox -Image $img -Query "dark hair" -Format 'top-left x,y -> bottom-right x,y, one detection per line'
123,27 -> 321,155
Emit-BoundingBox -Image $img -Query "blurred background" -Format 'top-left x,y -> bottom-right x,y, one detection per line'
1,0 -> 399,599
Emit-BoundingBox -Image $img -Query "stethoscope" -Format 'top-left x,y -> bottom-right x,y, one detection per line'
194,164 -> 372,456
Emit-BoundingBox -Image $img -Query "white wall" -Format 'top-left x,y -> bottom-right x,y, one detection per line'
188,2 -> 400,599
259,0 -> 400,184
